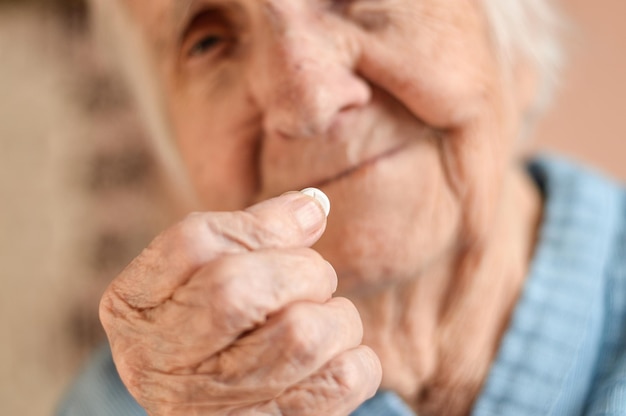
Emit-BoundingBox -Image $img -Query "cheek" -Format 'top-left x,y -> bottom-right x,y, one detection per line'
437,112 -> 515,244
353,2 -> 515,242
169,95 -> 262,211
356,1 -> 499,129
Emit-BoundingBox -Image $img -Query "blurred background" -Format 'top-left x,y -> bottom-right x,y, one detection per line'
0,0 -> 624,414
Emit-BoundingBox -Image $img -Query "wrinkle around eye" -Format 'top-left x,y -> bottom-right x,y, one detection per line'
179,7 -> 241,66
327,0 -> 392,32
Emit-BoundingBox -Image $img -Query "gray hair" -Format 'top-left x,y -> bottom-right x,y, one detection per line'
482,0 -> 565,118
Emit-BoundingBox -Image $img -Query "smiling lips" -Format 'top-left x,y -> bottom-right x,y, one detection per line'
307,140 -> 412,189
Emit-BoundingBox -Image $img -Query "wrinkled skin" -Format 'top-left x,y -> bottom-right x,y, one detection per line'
99,0 -> 542,415
102,193 -> 381,415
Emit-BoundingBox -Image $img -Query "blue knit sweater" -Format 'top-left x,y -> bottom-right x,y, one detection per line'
58,156 -> 626,415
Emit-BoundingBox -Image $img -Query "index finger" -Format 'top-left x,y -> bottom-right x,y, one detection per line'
106,190 -> 329,309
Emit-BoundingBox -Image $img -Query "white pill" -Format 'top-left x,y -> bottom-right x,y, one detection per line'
300,188 -> 331,217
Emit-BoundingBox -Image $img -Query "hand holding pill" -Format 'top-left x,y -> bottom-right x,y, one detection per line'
99,189 -> 381,416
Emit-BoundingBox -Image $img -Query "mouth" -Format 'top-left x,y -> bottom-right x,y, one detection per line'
307,141 -> 412,189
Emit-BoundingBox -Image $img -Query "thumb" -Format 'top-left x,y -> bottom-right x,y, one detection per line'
242,189 -> 330,250
105,190 -> 329,309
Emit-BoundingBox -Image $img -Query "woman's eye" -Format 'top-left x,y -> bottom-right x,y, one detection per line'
189,35 -> 224,57
181,9 -> 236,62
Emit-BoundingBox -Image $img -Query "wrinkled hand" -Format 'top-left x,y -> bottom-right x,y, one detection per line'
99,192 -> 382,415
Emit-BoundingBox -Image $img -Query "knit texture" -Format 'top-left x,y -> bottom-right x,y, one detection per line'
473,156 -> 625,416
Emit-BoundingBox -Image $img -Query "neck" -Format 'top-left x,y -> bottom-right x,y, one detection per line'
349,167 -> 542,416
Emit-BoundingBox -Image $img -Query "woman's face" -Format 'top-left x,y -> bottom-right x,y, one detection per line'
124,0 -> 527,293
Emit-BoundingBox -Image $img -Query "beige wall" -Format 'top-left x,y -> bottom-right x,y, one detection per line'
534,0 -> 626,180
0,8 -> 170,416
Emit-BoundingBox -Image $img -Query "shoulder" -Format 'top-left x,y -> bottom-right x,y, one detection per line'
478,154 -> 626,415
530,155 -> 626,415
529,154 -> 626,320
585,273 -> 626,416
56,344 -> 146,416
586,183 -> 626,415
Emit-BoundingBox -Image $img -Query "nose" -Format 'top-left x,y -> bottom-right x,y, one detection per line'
249,9 -> 371,140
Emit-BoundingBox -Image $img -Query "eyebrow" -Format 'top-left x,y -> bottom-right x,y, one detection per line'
172,0 -> 241,27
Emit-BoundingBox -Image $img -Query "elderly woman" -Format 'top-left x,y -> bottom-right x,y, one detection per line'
59,0 -> 626,415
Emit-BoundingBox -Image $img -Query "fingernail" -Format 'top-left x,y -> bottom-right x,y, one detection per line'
293,188 -> 330,234
300,188 -> 331,217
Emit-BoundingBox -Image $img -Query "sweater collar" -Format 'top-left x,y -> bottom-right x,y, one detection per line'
472,155 -> 621,415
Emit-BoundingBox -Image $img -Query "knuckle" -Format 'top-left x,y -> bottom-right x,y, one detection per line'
171,211 -> 234,254
242,210 -> 290,246
332,297 -> 360,317
330,297 -> 363,337
175,211 -> 264,254
226,211 -> 287,250
98,284 -> 135,332
171,213 -> 207,248
281,306 -> 323,367
333,347 -> 381,401
331,353 -> 364,395
281,248 -> 337,296
205,258 -> 253,331
207,260 -> 244,304
240,211 -> 274,241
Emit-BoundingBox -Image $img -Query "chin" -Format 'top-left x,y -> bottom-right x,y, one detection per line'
311,144 -> 461,294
